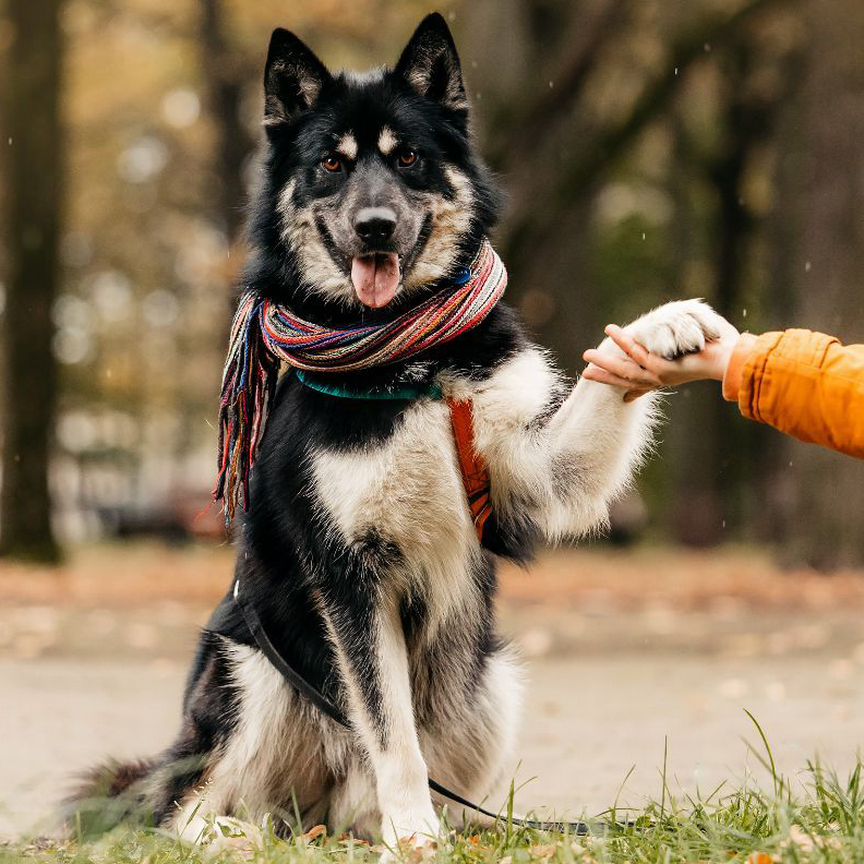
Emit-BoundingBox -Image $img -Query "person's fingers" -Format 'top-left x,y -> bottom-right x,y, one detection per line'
582,348 -> 630,376
623,389 -> 652,403
583,348 -> 627,372
603,325 -> 668,380
581,364 -> 636,390
605,323 -> 720,385
582,350 -> 638,383
605,324 -> 653,368
583,348 -> 662,387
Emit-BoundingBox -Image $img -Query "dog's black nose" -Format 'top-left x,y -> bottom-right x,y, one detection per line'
354,207 -> 397,245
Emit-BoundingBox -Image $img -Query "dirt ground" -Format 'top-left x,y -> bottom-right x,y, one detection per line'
3,542 -> 864,837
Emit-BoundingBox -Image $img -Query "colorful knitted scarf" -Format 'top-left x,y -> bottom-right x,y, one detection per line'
214,239 -> 507,523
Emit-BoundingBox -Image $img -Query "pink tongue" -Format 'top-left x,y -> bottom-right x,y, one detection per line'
351,253 -> 401,308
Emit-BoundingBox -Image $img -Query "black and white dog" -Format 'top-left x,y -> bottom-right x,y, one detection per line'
75,12 -> 721,850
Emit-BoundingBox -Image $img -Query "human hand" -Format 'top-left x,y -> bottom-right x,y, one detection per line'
582,312 -> 741,402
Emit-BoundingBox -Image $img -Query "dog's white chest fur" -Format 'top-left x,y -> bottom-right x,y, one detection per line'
310,398 -> 480,624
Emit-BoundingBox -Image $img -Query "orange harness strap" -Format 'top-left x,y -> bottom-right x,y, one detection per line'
447,398 -> 493,544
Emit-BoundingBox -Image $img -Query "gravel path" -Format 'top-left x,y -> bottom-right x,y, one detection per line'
4,637 -> 864,837
5,546 -> 864,838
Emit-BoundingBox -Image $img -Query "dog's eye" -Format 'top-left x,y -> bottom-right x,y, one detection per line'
397,149 -> 418,168
321,155 -> 343,173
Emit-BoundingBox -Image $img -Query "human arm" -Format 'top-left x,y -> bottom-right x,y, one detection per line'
725,329 -> 864,458
583,316 -> 864,458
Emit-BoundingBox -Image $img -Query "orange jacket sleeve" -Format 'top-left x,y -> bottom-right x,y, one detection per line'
722,329 -> 864,458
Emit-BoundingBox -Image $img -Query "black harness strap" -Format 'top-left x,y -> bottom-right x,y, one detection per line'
232,579 -> 588,836
233,580 -> 345,726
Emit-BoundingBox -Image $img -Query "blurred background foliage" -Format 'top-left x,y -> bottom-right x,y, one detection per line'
0,0 -> 862,568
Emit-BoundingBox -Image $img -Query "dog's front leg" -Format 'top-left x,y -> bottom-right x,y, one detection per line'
321,587 -> 438,850
540,302 -> 726,533
479,300 -> 726,541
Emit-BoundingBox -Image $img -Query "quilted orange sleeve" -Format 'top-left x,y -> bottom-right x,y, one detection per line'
722,329 -> 864,458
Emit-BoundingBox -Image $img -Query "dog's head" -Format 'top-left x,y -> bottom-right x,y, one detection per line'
251,13 -> 501,314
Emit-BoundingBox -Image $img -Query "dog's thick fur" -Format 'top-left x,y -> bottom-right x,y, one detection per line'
71,13 -> 722,849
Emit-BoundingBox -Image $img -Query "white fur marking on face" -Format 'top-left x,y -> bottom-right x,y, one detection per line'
336,133 -> 358,161
404,166 -> 475,292
378,126 -> 398,156
277,178 -> 356,306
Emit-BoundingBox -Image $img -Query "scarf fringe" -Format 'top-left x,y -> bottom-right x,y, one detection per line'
214,240 -> 506,525
213,292 -> 280,524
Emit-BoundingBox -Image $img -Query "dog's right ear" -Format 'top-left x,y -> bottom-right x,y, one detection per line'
263,29 -> 331,127
395,13 -> 467,114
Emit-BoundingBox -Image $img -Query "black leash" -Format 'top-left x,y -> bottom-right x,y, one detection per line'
232,578 -> 589,835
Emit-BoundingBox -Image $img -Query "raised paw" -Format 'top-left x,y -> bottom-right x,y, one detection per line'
626,299 -> 723,360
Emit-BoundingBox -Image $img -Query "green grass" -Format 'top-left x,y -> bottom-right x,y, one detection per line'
5,759 -> 864,864
2,722 -> 862,864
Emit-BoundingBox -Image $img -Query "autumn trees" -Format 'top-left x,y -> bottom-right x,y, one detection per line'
1,0 -> 66,561
1,0 -> 863,568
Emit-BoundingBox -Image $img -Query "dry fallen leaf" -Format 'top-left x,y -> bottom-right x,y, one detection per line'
398,836 -> 438,863
201,816 -> 263,861
786,826 -> 815,851
301,824 -> 327,843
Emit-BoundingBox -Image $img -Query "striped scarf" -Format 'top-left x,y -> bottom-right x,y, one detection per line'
214,239 -> 507,523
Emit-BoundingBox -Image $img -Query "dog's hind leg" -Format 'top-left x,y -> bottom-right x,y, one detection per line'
420,644 -> 524,832
327,761 -> 381,839
170,641 -> 339,841
65,634 -> 233,838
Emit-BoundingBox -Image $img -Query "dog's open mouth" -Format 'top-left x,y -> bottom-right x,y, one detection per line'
351,252 -> 401,309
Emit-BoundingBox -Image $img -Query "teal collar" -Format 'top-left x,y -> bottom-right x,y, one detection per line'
295,369 -> 442,402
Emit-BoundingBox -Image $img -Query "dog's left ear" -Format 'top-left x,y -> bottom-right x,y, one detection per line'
263,28 -> 332,127
395,13 -> 468,113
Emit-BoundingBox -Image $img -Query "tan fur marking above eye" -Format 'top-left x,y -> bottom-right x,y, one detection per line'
378,126 -> 398,156
336,133 -> 358,161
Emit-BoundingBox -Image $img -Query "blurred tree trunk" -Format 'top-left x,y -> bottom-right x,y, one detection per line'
748,45 -> 807,546
0,0 -> 65,561
462,0 -> 640,367
461,0 -> 786,376
676,39 -> 762,546
199,0 -> 251,249
186,0 -> 252,482
665,27 -> 797,547
662,119 -> 727,546
783,0 -> 864,569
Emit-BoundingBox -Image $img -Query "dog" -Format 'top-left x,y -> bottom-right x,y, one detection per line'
71,12 -> 722,851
